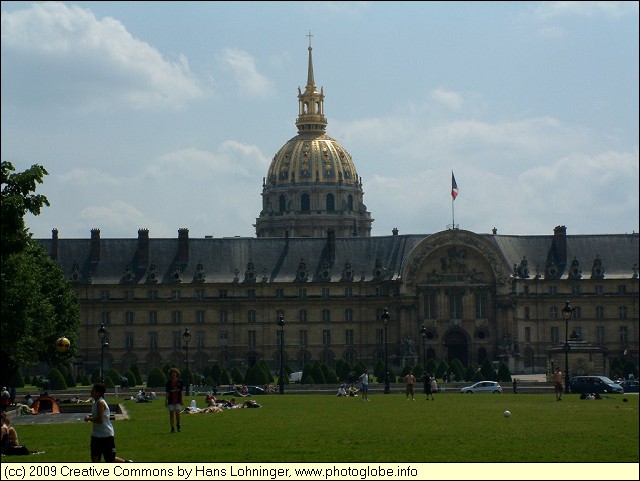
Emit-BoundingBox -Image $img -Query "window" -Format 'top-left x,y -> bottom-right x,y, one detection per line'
619,326 -> 628,343
149,332 -> 158,349
147,290 -> 158,300
595,285 -> 603,295
424,292 -> 436,319
125,332 -> 134,350
247,289 -> 256,299
276,329 -> 284,348
549,286 -> 557,295
301,193 -> 310,212
248,330 -> 256,349
219,289 -> 228,299
344,309 -> 353,322
247,310 -> 256,323
618,285 -> 627,295
376,329 -> 383,346
344,287 -> 353,298
298,288 -> 306,299
523,285 -> 529,295
525,327 -> 531,343
220,310 -> 228,323
573,306 -> 581,319
345,329 -> 354,346
196,310 -> 205,324
299,330 -> 308,347
347,195 -> 353,211
101,290 -> 110,301
299,309 -> 307,322
219,331 -> 228,346
596,326 -> 605,345
171,289 -> 181,300
375,286 -> 384,297
172,311 -> 182,324
125,290 -> 134,300
101,312 -> 110,326
197,331 -> 205,349
550,326 -> 559,345
326,193 -> 335,211
195,289 -> 205,300
322,330 -> 331,347
125,311 -> 134,325
619,306 -> 628,320
449,291 -> 462,319
524,306 -> 531,320
572,285 -> 580,296
275,289 -> 284,299
173,332 -> 182,348
322,309 -> 331,322
475,291 -> 487,319
279,194 -> 286,212
595,306 -> 604,319
149,311 -> 157,325
549,307 -> 558,320
322,288 -> 330,299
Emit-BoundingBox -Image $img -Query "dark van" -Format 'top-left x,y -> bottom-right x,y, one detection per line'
569,376 -> 624,394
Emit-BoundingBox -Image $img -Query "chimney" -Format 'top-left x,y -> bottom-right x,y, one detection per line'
392,227 -> 399,236
51,228 -> 59,260
137,229 -> 149,268
90,228 -> 101,263
178,228 -> 189,264
553,225 -> 567,269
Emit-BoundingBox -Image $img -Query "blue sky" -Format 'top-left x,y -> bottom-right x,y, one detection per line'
2,1 -> 638,240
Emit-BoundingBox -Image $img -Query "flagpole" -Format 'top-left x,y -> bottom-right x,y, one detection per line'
452,196 -> 455,230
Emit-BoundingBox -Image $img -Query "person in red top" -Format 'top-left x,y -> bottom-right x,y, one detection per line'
165,368 -> 184,433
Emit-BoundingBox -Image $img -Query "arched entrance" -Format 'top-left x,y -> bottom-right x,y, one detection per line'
443,329 -> 469,366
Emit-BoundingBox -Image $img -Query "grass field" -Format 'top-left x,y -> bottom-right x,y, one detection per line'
4,392 -> 638,464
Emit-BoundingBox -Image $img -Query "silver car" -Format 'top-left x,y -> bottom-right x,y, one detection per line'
460,381 -> 503,394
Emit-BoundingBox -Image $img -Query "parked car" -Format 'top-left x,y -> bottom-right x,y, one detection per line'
619,380 -> 639,393
460,381 -> 502,394
221,385 -> 266,396
569,376 -> 624,394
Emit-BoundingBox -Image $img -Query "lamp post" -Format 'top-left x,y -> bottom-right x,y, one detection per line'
420,324 -> 427,393
561,300 -> 573,395
183,328 -> 191,395
98,323 -> 108,383
278,315 -> 285,394
382,307 -> 391,394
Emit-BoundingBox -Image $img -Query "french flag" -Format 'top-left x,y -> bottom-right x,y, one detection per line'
451,172 -> 459,200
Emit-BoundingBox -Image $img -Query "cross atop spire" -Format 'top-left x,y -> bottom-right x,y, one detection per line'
307,30 -> 313,48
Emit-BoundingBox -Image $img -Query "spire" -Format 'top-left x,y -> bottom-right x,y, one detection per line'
306,31 -> 315,88
296,32 -> 327,134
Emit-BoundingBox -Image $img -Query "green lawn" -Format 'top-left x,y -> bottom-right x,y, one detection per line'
4,392 -> 639,463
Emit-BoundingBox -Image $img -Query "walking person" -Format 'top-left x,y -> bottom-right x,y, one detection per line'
165,367 -> 184,432
404,370 -> 416,400
84,383 -> 132,462
359,369 -> 370,401
552,367 -> 564,401
430,376 -> 438,400
425,373 -> 434,400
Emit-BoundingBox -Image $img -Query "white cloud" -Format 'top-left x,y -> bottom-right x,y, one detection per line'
1,1 -> 204,111
430,88 -> 464,110
219,48 -> 275,99
534,1 -> 638,20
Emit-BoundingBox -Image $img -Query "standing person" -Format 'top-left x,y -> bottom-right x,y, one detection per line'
430,376 -> 438,399
512,378 -> 518,394
165,368 -> 184,432
404,371 -> 416,400
552,367 -> 563,401
359,369 -> 370,401
425,373 -> 434,400
84,383 -> 131,462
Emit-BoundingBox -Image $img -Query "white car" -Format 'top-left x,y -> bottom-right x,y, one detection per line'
460,381 -> 502,394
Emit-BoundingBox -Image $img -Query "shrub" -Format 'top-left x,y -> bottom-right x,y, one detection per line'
47,368 -> 67,390
124,369 -> 137,387
480,359 -> 497,381
147,367 -> 167,388
9,369 -> 25,388
64,369 -> 77,388
231,367 -> 244,384
497,362 -> 512,382
130,364 -> 144,385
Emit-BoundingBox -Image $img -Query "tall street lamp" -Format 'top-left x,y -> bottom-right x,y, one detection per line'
561,300 -> 573,394
278,315 -> 285,394
183,328 -> 191,395
98,323 -> 108,383
420,324 -> 427,393
382,307 -> 391,394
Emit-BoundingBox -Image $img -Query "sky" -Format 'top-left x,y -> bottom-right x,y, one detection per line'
2,1 -> 638,241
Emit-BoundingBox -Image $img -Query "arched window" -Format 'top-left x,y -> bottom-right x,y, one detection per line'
279,195 -> 286,213
301,193 -> 310,212
326,193 -> 335,212
347,195 -> 353,211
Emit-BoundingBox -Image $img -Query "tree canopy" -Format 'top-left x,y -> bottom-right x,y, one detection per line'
1,161 -> 79,386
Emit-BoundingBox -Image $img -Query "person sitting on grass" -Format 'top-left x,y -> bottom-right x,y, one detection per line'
1,412 -> 31,456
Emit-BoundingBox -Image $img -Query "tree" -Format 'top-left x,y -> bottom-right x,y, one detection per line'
1,161 -> 79,387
